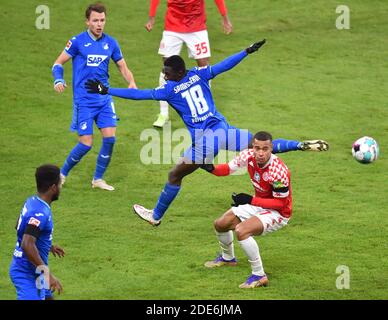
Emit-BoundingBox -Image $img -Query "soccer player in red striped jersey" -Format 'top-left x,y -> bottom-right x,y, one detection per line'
144,0 -> 233,128
204,131 -> 292,289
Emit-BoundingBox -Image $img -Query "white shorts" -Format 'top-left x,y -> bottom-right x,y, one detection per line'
158,30 -> 211,59
231,204 -> 290,235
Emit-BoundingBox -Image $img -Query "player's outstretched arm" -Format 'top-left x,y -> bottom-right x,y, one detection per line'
85,79 -> 162,101
210,39 -> 266,78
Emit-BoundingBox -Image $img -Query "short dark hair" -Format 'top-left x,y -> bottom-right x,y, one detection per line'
85,2 -> 106,19
35,164 -> 60,193
164,55 -> 186,74
253,131 -> 273,142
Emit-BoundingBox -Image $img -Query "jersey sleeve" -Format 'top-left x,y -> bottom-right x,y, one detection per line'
228,149 -> 252,172
25,211 -> 48,234
270,165 -> 290,198
214,0 -> 227,16
64,36 -> 79,57
108,84 -> 171,101
194,66 -> 213,81
111,39 -> 123,63
149,0 -> 160,17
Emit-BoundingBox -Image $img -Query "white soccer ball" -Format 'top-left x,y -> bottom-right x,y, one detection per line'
352,136 -> 379,164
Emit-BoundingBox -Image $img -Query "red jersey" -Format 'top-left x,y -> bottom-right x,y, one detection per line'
149,0 -> 228,33
215,149 -> 292,218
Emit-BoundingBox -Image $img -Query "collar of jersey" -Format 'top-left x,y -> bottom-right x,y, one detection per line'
35,195 -> 51,209
86,29 -> 104,41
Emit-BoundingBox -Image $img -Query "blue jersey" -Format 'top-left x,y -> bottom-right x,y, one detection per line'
12,196 -> 53,272
64,30 -> 123,107
109,50 -> 249,140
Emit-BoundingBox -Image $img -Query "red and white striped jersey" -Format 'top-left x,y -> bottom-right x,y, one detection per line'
229,149 -> 293,217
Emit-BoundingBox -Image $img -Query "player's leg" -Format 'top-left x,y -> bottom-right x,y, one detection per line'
154,31 -> 184,128
225,124 -> 328,153
133,158 -> 202,226
232,207 -> 269,288
93,99 -> 117,191
60,105 -> 93,186
204,209 -> 240,268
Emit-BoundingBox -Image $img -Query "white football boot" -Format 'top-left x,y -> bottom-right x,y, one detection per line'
92,179 -> 115,191
132,204 -> 161,226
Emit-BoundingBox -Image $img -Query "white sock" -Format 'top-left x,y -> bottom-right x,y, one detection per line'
159,72 -> 169,117
216,230 -> 235,261
238,237 -> 265,276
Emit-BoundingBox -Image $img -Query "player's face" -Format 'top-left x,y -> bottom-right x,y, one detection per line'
86,11 -> 106,38
163,66 -> 183,82
252,139 -> 272,167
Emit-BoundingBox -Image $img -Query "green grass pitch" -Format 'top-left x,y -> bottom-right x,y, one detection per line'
0,0 -> 387,299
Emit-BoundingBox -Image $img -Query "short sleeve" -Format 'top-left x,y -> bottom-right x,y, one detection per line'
111,39 -> 123,63
26,212 -> 48,231
64,36 -> 78,57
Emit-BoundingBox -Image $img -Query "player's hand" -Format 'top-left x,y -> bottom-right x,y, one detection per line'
50,245 -> 65,258
145,17 -> 155,32
231,192 -> 253,206
85,79 -> 108,95
54,82 -> 67,93
222,15 -> 233,35
246,39 -> 266,54
49,273 -> 63,295
128,81 -> 137,89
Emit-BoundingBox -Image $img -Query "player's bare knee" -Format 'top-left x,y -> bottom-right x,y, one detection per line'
235,224 -> 249,241
214,218 -> 224,232
79,135 -> 93,147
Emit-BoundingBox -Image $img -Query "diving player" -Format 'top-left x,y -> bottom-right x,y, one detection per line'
85,39 -> 328,226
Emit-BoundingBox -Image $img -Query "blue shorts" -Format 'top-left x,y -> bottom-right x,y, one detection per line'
71,96 -> 117,135
9,260 -> 53,300
183,121 -> 252,163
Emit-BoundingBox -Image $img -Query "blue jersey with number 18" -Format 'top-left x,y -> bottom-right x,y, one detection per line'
108,50 -> 249,139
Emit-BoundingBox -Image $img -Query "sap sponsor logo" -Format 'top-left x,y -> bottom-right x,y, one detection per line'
28,217 -> 41,227
87,55 -> 108,66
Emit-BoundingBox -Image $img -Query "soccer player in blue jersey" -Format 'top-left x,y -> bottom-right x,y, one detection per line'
9,165 -> 64,300
52,3 -> 137,191
86,39 -> 329,226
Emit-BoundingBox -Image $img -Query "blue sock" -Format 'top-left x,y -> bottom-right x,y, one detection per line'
61,142 -> 92,176
94,137 -> 116,180
153,183 -> 181,220
272,139 -> 300,153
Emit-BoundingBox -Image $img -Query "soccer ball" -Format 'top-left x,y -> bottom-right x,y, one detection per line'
352,136 -> 379,164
